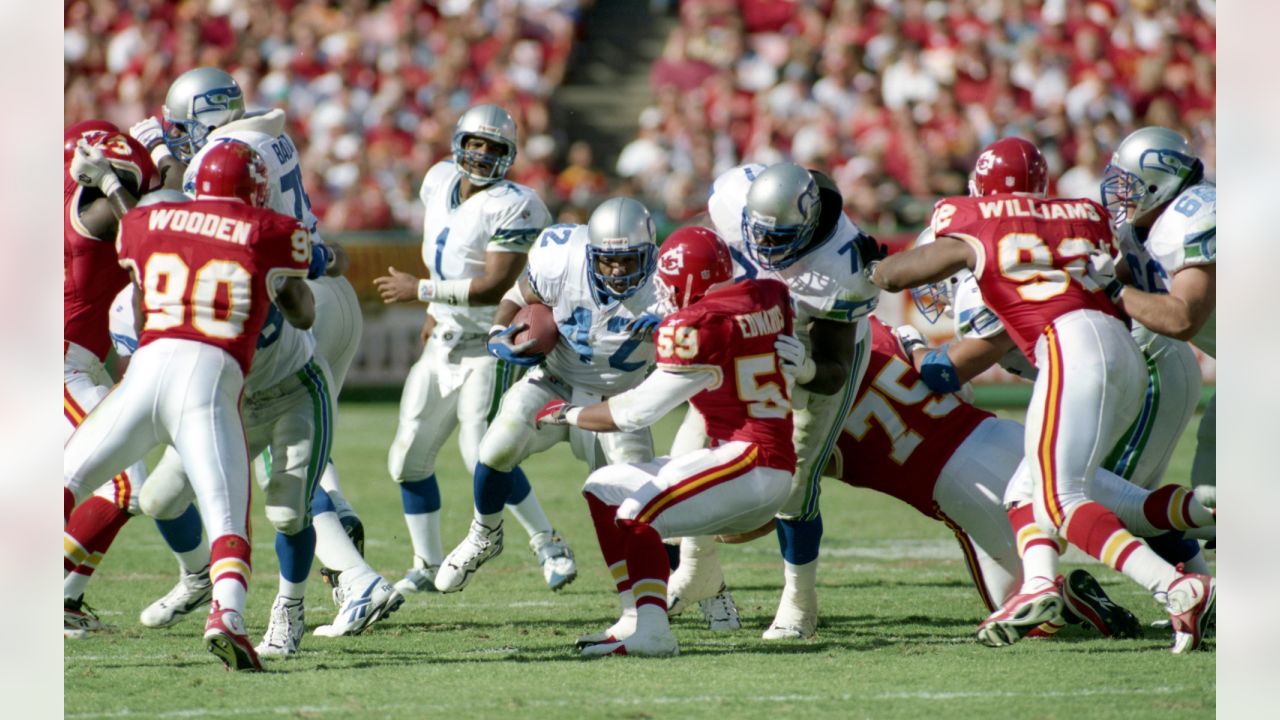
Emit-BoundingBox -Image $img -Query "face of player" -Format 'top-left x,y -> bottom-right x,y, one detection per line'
595,252 -> 641,294
460,136 -> 505,178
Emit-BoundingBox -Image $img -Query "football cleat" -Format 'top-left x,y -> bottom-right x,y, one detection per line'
698,587 -> 742,631
314,574 -> 404,637
580,624 -> 678,659
64,597 -> 109,638
140,567 -> 212,628
1062,569 -> 1142,639
434,520 -> 504,593
255,596 -> 305,657
1165,573 -> 1216,654
666,553 -> 726,616
762,581 -> 818,640
393,561 -> 440,595
531,531 -> 577,591
976,583 -> 1064,648
576,610 -> 638,650
319,516 -> 365,606
204,602 -> 263,672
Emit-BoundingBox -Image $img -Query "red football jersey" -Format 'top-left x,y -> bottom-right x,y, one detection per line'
656,279 -> 796,472
115,199 -> 311,373
64,129 -> 159,361
930,193 -> 1122,362
835,318 -> 993,517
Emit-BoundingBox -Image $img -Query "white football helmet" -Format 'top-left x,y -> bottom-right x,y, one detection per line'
909,226 -> 967,324
1101,126 -> 1204,227
162,67 -> 245,163
741,162 -> 822,270
586,197 -> 657,301
452,104 -> 518,186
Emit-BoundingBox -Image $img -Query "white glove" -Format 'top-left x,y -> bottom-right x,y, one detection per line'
775,333 -> 816,385
70,140 -> 120,194
129,116 -> 173,164
1086,251 -> 1124,303
894,324 -> 927,358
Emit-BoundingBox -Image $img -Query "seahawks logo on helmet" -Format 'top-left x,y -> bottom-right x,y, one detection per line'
1138,148 -> 1195,178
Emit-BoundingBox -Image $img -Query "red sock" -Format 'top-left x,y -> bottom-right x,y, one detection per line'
1008,504 -> 1062,557
64,487 -> 75,525
618,519 -> 668,612
210,534 -> 252,589
1062,501 -> 1143,572
64,497 -> 131,574
1143,484 -> 1205,531
586,493 -> 632,593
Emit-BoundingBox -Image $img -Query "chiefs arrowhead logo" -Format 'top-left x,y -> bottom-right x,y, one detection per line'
659,245 -> 684,275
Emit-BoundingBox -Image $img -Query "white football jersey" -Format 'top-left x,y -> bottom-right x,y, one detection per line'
184,113 -> 321,241
707,164 -> 881,350
1147,181 -> 1215,357
948,273 -> 1037,379
525,224 -> 661,397
107,285 -> 313,395
419,161 -> 551,334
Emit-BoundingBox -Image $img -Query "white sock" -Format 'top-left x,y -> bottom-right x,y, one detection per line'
320,463 -> 357,520
782,559 -> 819,609
636,603 -> 671,633
404,510 -> 444,566
314,511 -> 372,575
174,538 -> 211,576
477,510 -> 504,531
1018,545 -> 1060,593
278,574 -> 306,600
508,492 -> 553,539
64,570 -> 92,601
212,579 -> 246,614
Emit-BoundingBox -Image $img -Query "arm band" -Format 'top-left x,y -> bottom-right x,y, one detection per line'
98,172 -> 122,198
417,278 -> 473,305
918,344 -> 963,394
502,282 -> 530,309
565,407 -> 583,426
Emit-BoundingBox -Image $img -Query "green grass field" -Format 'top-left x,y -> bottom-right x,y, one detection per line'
64,402 -> 1214,719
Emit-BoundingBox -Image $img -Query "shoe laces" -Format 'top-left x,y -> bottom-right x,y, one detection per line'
66,596 -> 100,621
263,599 -> 302,645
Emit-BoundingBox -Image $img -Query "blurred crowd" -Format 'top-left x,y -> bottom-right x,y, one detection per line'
625,0 -> 1216,230
66,0 -> 1216,235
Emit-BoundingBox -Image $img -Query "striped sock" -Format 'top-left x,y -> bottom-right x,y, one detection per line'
1009,503 -> 1062,593
586,493 -> 635,613
620,520 -> 669,612
210,534 -> 252,613
1062,501 -> 1179,595
64,497 -> 131,578
1143,484 -> 1214,531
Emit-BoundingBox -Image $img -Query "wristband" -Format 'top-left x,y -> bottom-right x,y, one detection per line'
918,344 -> 962,393
565,407 -> 582,426
502,282 -> 529,308
98,172 -> 122,197
488,324 -> 507,338
150,144 -> 173,166
417,279 -> 434,302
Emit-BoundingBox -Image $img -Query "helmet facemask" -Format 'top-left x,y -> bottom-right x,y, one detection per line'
589,241 -> 656,302
911,276 -> 958,324
163,83 -> 245,163
452,132 -> 515,186
742,210 -> 819,270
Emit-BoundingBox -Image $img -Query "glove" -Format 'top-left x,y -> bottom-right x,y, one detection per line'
1086,251 -> 1124,303
894,324 -> 927,358
307,244 -> 336,279
70,139 -> 116,190
775,333 -> 816,385
129,116 -> 165,151
486,323 -> 543,367
626,313 -> 661,339
535,399 -> 577,428
855,231 -> 888,264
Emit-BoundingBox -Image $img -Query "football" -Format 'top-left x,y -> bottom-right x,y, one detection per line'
511,303 -> 560,356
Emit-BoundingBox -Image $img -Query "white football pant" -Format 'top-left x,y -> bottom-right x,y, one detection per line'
63,341 -> 146,514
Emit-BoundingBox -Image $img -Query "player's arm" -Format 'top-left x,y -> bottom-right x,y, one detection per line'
803,318 -> 856,395
1115,265 -> 1215,341
70,140 -> 140,233
870,235 -> 975,292
901,330 -> 1016,392
372,251 -> 527,306
537,367 -> 719,433
276,277 -> 315,330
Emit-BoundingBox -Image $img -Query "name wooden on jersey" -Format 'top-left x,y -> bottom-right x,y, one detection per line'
735,305 -> 786,338
147,207 -> 252,245
935,197 -> 1102,232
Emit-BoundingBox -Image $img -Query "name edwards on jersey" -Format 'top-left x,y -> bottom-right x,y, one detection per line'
735,305 -> 787,339
934,196 -> 1103,231
145,206 -> 254,245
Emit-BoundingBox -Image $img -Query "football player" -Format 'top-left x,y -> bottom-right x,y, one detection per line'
1091,127 -> 1216,509
871,136 -> 1215,653
538,227 -> 797,657
667,162 -> 883,640
431,197 -> 663,593
61,124 -> 211,638
64,141 -> 313,671
371,104 -> 572,594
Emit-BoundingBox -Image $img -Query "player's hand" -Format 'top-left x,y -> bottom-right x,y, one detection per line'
626,313 -> 661,339
70,139 -> 115,189
775,333 -> 816,384
419,314 -> 435,346
129,117 -> 165,151
373,266 -> 419,304
1086,251 -> 1124,303
855,231 -> 888,264
486,323 -> 543,367
535,399 -> 577,428
894,324 -> 927,359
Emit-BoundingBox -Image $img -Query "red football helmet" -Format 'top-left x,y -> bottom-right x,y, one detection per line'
655,226 -> 733,311
969,137 -> 1048,197
192,140 -> 270,207
64,120 -> 159,196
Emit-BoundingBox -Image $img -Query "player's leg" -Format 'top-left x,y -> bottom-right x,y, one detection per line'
1191,392 -> 1216,508
435,371 -> 567,592
387,343 -> 461,592
309,486 -> 404,638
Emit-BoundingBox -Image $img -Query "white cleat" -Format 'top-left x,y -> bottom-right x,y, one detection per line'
576,611 -> 638,650
314,574 -> 404,637
581,624 -> 679,658
434,520 -> 503,593
1165,573 -> 1216,654
531,531 -> 577,591
666,554 -> 726,616
976,584 -> 1063,648
64,597 -> 108,638
255,596 -> 305,657
140,567 -> 213,628
699,587 -> 741,630
393,561 -> 440,595
762,582 -> 818,640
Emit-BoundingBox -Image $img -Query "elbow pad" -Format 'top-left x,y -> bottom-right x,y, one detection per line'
919,345 -> 962,394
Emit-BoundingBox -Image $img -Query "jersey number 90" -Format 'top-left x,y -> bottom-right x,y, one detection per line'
139,253 -> 252,339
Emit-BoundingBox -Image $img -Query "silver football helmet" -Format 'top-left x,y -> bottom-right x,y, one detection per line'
162,67 -> 245,163
741,162 -> 822,270
1101,126 -> 1204,227
452,104 -> 518,186
586,197 -> 657,301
